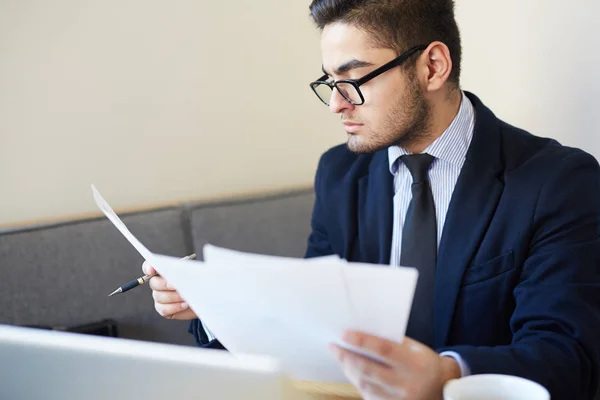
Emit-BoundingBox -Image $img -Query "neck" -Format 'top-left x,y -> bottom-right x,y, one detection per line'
403,88 -> 463,154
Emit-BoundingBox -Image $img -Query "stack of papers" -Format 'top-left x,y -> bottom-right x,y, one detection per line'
92,185 -> 418,383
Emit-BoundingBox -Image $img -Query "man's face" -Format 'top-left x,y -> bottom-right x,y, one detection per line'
320,23 -> 430,153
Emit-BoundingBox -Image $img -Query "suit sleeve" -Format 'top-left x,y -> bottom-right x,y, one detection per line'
440,151 -> 600,400
188,319 -> 226,350
305,152 -> 336,259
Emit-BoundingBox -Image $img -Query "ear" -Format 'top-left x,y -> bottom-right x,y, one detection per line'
418,41 -> 453,92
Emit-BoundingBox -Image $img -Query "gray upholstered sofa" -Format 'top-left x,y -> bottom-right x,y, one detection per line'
0,188 -> 315,346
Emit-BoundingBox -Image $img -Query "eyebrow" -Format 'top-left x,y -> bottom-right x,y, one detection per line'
322,59 -> 375,76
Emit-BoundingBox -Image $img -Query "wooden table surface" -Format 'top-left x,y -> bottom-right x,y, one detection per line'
293,381 -> 362,400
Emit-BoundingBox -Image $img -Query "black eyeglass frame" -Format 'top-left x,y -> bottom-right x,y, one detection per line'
310,44 -> 428,106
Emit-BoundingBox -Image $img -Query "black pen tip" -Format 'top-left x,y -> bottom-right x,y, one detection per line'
108,288 -> 122,297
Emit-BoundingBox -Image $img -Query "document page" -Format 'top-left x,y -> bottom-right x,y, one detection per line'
92,185 -> 418,383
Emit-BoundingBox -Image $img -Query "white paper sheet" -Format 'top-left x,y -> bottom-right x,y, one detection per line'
92,185 -> 419,383
201,245 -> 418,371
91,184 -> 153,261
341,261 -> 418,343
151,253 -> 353,382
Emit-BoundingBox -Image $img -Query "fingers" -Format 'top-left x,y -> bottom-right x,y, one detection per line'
154,301 -> 190,319
148,275 -> 171,291
152,289 -> 184,304
152,290 -> 197,320
330,344 -> 408,400
331,344 -> 398,386
142,260 -> 156,276
141,261 -> 198,320
341,330 -> 416,366
149,276 -> 187,318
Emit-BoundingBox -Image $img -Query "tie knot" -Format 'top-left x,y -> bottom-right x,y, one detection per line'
401,153 -> 434,183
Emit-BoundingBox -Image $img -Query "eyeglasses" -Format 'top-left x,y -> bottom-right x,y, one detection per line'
309,45 -> 427,106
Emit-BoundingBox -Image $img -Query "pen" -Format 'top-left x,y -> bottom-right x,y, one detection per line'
107,253 -> 196,297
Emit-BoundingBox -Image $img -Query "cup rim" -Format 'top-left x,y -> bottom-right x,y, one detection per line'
444,374 -> 550,398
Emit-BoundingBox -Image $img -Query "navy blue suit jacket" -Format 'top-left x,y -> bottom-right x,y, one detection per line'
191,92 -> 600,399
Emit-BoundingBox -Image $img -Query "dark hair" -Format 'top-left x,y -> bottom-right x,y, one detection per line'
309,0 -> 462,86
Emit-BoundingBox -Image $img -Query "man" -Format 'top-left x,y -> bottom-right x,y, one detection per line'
144,0 -> 600,399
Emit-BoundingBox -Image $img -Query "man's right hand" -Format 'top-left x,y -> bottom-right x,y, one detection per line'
143,261 -> 197,320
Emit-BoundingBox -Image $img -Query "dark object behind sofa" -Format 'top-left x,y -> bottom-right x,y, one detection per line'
26,318 -> 119,337
0,188 -> 314,346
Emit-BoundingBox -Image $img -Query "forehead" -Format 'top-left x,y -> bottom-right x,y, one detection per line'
320,23 -> 395,73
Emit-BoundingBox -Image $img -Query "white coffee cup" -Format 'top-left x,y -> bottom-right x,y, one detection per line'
443,374 -> 550,400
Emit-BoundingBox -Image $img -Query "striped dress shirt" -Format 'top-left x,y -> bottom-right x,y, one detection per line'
388,91 -> 475,376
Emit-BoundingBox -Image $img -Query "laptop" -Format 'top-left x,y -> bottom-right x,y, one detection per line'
0,324 -> 304,400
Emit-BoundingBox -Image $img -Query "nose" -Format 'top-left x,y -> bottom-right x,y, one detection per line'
328,87 -> 354,114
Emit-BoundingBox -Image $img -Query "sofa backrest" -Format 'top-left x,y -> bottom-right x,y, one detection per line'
0,188 -> 315,346
0,207 -> 195,345
189,189 -> 315,259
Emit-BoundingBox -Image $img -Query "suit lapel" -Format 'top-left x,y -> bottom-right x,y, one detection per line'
434,93 -> 505,348
356,150 -> 394,264
338,93 -> 506,346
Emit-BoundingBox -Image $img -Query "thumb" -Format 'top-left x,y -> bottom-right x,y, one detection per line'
142,260 -> 156,275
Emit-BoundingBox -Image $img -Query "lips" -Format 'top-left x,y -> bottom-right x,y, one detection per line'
343,122 -> 363,133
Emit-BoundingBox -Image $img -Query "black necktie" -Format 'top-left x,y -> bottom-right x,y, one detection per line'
400,153 -> 437,347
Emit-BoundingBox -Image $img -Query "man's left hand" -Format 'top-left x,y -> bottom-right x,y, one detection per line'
330,330 -> 461,400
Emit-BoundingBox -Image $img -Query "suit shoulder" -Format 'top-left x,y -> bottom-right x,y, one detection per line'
499,121 -> 598,172
316,143 -> 376,178
318,143 -> 358,168
312,144 -> 388,198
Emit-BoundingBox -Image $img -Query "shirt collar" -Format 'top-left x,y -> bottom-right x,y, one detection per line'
388,91 -> 475,175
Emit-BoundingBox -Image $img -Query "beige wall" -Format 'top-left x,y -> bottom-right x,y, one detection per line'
0,0 -> 342,227
455,0 -> 600,158
1,1 -> 598,227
